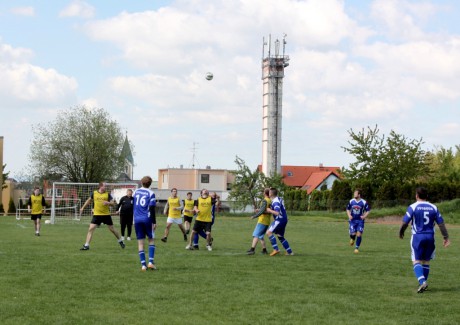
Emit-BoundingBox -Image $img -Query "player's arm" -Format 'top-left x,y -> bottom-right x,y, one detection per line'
266,206 -> 279,216
80,198 -> 92,214
176,199 -> 184,211
438,223 -> 450,247
41,196 -> 46,214
193,200 -> 199,214
399,222 -> 409,239
163,201 -> 169,215
346,208 -> 352,220
361,210 -> 370,220
27,197 -> 32,213
251,200 -> 267,219
149,205 -> 157,225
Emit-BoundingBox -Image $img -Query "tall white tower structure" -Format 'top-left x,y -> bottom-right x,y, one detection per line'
261,35 -> 289,176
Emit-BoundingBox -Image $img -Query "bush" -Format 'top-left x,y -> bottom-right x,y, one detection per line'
8,197 -> 16,214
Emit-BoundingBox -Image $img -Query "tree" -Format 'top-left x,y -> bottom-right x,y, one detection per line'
29,106 -> 126,182
1,163 -> 9,190
425,145 -> 460,183
341,125 -> 427,190
228,156 -> 263,211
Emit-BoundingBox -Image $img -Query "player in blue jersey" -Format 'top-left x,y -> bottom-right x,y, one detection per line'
266,187 -> 294,256
133,176 -> 157,271
346,189 -> 370,253
399,187 -> 450,293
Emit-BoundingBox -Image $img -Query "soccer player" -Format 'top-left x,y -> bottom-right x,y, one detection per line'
27,187 -> 46,236
186,189 -> 216,251
346,189 -> 370,253
116,188 -> 134,241
246,188 -> 271,255
79,182 -> 125,251
192,191 -> 220,249
161,188 -> 187,243
183,192 -> 195,235
133,176 -> 157,271
265,187 -> 294,256
399,187 -> 450,293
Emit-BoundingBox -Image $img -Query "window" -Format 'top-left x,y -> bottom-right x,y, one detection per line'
287,171 -> 293,177
201,174 -> 210,183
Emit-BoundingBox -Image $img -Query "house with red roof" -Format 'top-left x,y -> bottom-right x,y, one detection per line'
259,164 -> 342,194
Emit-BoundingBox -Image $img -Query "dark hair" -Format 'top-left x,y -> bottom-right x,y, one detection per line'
171,188 -> 177,192
187,192 -> 192,195
269,187 -> 278,196
355,188 -> 362,196
141,176 -> 152,188
416,187 -> 428,200
264,188 -> 270,196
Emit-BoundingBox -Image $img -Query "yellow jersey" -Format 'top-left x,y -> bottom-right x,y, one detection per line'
167,196 -> 181,218
93,191 -> 111,216
29,194 -> 45,215
258,197 -> 272,226
195,196 -> 213,222
183,199 -> 195,217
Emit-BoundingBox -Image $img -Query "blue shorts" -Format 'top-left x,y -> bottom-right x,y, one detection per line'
349,219 -> 364,234
410,233 -> 435,261
268,220 -> 287,237
134,219 -> 154,240
252,223 -> 269,239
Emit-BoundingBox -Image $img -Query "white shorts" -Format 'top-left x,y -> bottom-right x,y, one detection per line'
167,217 -> 183,225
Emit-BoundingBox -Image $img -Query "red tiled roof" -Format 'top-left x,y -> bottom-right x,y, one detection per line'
257,165 -> 341,188
301,171 -> 340,194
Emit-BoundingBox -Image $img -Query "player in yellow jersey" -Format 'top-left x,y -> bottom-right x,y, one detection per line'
186,188 -> 216,251
27,187 -> 46,236
161,188 -> 187,242
182,192 -> 195,235
79,182 -> 125,251
246,188 -> 271,255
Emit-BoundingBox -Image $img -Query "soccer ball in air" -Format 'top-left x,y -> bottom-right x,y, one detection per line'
45,220 -> 51,224
206,72 -> 213,81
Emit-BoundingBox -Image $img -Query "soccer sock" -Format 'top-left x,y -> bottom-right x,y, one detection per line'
413,263 -> 426,285
350,234 -> 356,240
139,250 -> 146,266
199,230 -> 207,239
422,265 -> 430,281
356,236 -> 362,248
149,244 -> 155,264
269,235 -> 279,251
281,238 -> 293,254
193,233 -> 199,245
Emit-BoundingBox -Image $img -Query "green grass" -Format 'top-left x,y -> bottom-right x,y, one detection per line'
1,215 -> 459,325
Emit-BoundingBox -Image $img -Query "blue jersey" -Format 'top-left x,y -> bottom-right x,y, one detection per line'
133,188 -> 156,223
403,201 -> 444,235
271,197 -> 288,223
347,199 -> 370,221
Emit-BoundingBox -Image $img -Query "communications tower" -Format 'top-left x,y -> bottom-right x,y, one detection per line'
261,34 -> 289,176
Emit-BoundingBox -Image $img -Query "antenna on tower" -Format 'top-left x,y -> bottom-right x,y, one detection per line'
189,142 -> 200,169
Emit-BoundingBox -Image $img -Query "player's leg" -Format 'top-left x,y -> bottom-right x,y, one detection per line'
186,220 -> 199,249
80,222 -> 98,250
349,221 -> 356,246
275,223 -> 293,255
162,221 -> 172,242
205,222 -> 213,251
176,218 -> 187,241
127,218 -> 133,240
36,215 -> 41,235
136,223 -> 147,271
105,216 -> 125,248
146,219 -> 156,270
120,215 -> 127,240
266,221 -> 281,255
411,235 -> 428,292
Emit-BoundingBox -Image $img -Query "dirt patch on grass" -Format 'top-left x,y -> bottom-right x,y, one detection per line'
370,216 -> 401,224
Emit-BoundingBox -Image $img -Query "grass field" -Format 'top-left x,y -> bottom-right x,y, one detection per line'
1,215 -> 459,325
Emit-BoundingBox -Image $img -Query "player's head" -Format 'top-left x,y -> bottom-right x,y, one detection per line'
141,176 -> 152,189
269,187 -> 278,198
201,188 -> 209,198
171,188 -> 178,196
187,192 -> 192,199
354,189 -> 362,199
264,188 -> 270,197
126,189 -> 133,196
416,187 -> 428,200
99,182 -> 107,192
34,187 -> 40,195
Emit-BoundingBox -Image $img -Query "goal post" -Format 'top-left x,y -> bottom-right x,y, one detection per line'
50,182 -> 138,224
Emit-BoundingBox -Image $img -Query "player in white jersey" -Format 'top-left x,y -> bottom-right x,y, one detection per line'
399,187 -> 450,293
133,176 -> 157,271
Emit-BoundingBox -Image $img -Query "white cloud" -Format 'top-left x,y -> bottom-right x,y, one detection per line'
10,6 -> 35,16
59,0 -> 95,19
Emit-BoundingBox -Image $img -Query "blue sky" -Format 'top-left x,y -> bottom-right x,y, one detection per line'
1,0 -> 459,181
